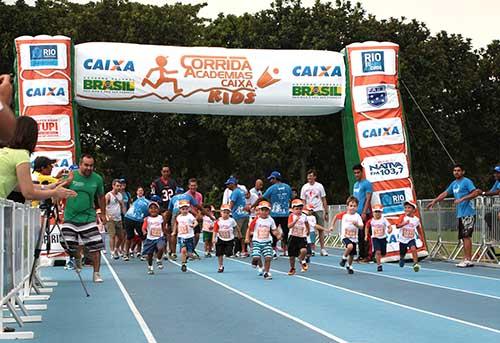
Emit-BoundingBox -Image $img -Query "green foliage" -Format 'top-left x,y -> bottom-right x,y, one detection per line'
1,0 -> 498,202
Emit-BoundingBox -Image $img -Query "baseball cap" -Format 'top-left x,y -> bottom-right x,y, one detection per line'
291,199 -> 304,208
220,204 -> 231,211
148,201 -> 160,208
119,178 -> 126,183
178,200 -> 190,208
267,171 -> 281,180
33,156 -> 56,171
175,186 -> 185,194
495,166 -> 500,173
404,200 -> 417,209
372,204 -> 384,212
224,177 -> 237,186
257,201 -> 271,210
150,195 -> 161,203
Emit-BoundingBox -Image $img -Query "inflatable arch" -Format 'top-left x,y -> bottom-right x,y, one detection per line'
13,35 -> 427,261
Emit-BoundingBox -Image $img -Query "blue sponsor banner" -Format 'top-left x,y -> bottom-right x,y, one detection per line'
361,50 -> 385,73
379,189 -> 407,215
30,45 -> 58,67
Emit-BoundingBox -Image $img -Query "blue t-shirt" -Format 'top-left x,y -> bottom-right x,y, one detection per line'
124,196 -> 150,222
490,180 -> 500,192
122,191 -> 131,210
353,179 -> 373,215
168,194 -> 198,216
445,177 -> 476,218
263,183 -> 292,217
230,187 -> 249,220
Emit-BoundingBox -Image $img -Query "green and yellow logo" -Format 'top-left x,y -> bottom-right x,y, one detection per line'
292,85 -> 342,97
83,79 -> 135,92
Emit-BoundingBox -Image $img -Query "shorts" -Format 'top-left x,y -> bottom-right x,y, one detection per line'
399,239 -> 417,256
342,238 -> 357,256
458,216 -> 475,239
236,217 -> 249,239
309,232 -> 317,245
251,240 -> 274,258
61,222 -> 105,253
272,216 -> 289,242
215,238 -> 234,257
313,210 -> 325,227
288,236 -> 307,257
372,237 -> 387,256
124,218 -> 144,240
203,231 -> 213,242
142,237 -> 166,255
178,236 -> 195,253
194,224 -> 201,235
106,220 -> 123,237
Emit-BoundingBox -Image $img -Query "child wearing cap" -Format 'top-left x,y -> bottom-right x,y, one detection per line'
396,201 -> 421,272
365,204 -> 392,272
287,199 -> 310,275
246,201 -> 281,280
212,204 -> 238,272
202,205 -> 215,257
172,200 -> 198,272
338,196 -> 364,274
141,202 -> 168,274
304,204 -> 330,260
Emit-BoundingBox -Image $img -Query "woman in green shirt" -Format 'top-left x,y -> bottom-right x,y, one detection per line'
0,116 -> 75,200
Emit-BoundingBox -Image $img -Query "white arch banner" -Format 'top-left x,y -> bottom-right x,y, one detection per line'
75,42 -> 346,115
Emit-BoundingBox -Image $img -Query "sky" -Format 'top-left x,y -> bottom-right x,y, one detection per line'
6,0 -> 499,49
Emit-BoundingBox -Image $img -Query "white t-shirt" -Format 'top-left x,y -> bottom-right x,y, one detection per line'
106,191 -> 123,221
202,215 -> 214,232
340,212 -> 363,243
222,185 -> 248,204
398,215 -> 420,244
306,215 -> 317,243
214,217 -> 237,241
368,217 -> 392,239
143,216 -> 164,240
288,213 -> 309,238
300,182 -> 326,211
176,213 -> 196,239
247,191 -> 259,218
249,216 -> 276,243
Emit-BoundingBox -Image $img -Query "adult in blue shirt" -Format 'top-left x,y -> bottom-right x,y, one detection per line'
226,177 -> 250,257
262,171 -> 292,257
428,164 -> 481,267
123,186 -> 150,260
482,165 -> 500,257
352,164 -> 373,262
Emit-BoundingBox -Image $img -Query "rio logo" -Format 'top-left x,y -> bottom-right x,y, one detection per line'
361,51 -> 384,73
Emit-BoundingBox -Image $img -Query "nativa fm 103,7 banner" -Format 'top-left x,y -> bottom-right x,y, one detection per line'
75,42 -> 346,116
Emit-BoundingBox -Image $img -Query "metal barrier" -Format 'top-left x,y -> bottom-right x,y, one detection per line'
0,198 -> 54,339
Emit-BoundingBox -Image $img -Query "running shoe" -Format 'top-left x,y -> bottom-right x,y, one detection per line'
130,253 -> 135,259
181,264 -> 187,272
399,259 -> 405,268
263,272 -> 273,280
140,255 -> 146,261
207,252 -> 212,258
347,266 -> 354,274
465,260 -> 474,267
377,265 -> 383,272
272,252 -> 278,260
339,258 -> 347,267
320,249 -> 329,256
148,266 -> 154,275
288,268 -> 296,276
413,263 -> 420,272
311,251 -> 315,256
157,260 -> 164,269
136,252 -> 141,258
257,267 -> 264,276
218,266 -> 224,273
171,253 -> 177,261
113,252 -> 120,260
241,252 -> 249,258
65,259 -> 75,270
301,262 -> 308,272
235,251 -> 241,258
93,272 -> 103,283
123,255 -> 129,261
205,252 -> 209,257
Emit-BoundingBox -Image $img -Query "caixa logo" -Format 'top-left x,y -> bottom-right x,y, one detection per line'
292,65 -> 342,77
23,79 -> 69,106
26,86 -> 65,97
362,51 -> 384,73
83,59 -> 135,71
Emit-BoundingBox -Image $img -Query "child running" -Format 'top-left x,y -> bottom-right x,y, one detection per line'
364,204 -> 392,272
303,204 -> 330,261
396,201 -> 421,272
141,202 -> 167,275
202,205 -> 215,257
246,201 -> 281,280
287,199 -> 310,275
213,204 -> 237,272
172,200 -> 198,272
338,196 -> 364,274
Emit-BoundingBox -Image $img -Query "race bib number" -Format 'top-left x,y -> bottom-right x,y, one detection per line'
150,224 -> 162,237
219,229 -> 231,239
345,228 -> 357,238
402,228 -> 414,239
203,221 -> 213,231
291,225 -> 305,237
373,226 -> 385,237
257,226 -> 270,240
178,224 -> 189,235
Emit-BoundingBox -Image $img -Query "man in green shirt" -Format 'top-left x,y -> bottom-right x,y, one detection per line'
62,154 -> 107,283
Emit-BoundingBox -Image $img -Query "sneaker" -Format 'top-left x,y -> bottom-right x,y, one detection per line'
465,260 -> 474,267
93,272 -> 103,283
288,268 -> 296,276
311,251 -> 315,256
181,264 -> 187,272
218,266 -> 224,273
65,259 -> 75,270
148,266 -> 154,275
113,252 -> 119,260
193,251 -> 200,259
413,263 -> 420,272
140,255 -> 146,261
241,252 -> 249,258
136,252 -> 141,258
257,267 -> 264,276
339,258 -> 347,267
205,252 -> 209,257
272,252 -> 278,260
399,259 -> 405,268
347,266 -> 354,275
301,261 -> 308,272
263,272 -> 273,280
320,249 -> 329,256
456,260 -> 468,268
171,253 -> 178,261
207,252 -> 212,258
157,260 -> 164,269
123,255 -> 129,261
235,251 -> 241,258
377,265 -> 383,272
163,254 -> 170,260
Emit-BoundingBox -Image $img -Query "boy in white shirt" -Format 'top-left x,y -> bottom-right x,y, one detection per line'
141,202 -> 167,275
287,199 -> 310,275
172,200 -> 198,272
365,204 -> 392,272
246,201 -> 281,280
396,201 -> 421,272
213,204 -> 238,272
338,196 -> 364,274
202,205 -> 215,257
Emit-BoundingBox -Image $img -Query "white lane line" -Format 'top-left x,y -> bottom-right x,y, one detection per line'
303,258 -> 500,301
102,254 -> 158,343
227,258 -> 500,335
168,260 -> 348,343
324,250 -> 500,281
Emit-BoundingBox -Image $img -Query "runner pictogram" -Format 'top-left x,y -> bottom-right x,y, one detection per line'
141,56 -> 183,94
